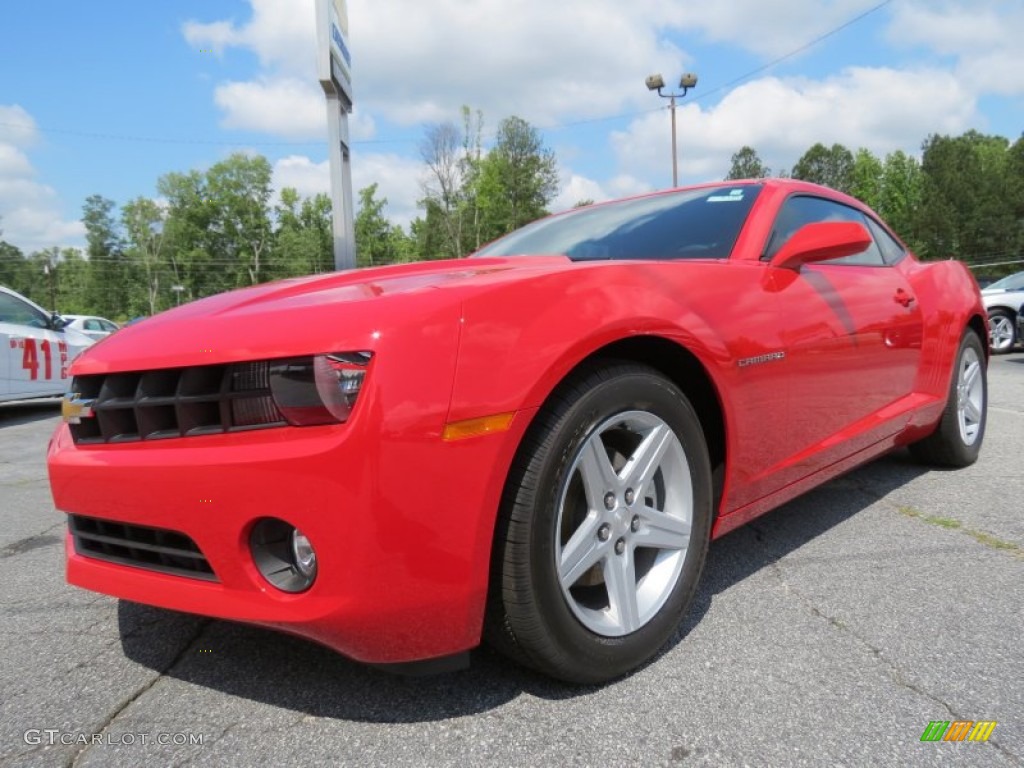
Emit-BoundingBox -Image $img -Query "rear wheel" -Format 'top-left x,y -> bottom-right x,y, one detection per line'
988,309 -> 1016,353
486,363 -> 712,683
909,329 -> 987,467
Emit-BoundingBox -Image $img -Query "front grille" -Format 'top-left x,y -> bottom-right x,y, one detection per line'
68,514 -> 217,582
69,362 -> 286,444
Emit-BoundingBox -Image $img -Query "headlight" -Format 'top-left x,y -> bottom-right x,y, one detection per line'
270,352 -> 372,426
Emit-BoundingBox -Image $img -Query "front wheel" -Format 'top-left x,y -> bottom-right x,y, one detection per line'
988,309 -> 1016,353
909,329 -> 987,467
486,363 -> 712,683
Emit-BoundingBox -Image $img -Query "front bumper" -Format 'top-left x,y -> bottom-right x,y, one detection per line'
47,407 -> 531,664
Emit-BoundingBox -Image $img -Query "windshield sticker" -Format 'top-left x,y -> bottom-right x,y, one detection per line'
707,189 -> 745,203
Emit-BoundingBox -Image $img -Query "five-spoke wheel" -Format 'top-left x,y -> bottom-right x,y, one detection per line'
487,363 -> 712,684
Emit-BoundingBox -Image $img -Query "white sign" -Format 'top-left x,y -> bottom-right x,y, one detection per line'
319,0 -> 352,104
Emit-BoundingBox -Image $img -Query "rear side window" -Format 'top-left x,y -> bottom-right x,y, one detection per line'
865,218 -> 906,264
0,292 -> 49,328
764,196 -> 885,266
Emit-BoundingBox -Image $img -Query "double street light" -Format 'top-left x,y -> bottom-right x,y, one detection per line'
645,72 -> 698,188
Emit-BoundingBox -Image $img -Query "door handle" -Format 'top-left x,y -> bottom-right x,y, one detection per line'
894,289 -> 915,308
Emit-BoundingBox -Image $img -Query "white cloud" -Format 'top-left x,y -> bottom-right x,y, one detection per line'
272,155 -> 329,200
647,0 -> 885,58
0,105 -> 85,252
185,0 -> 692,133
0,105 -> 38,147
184,0 -> 315,75
214,77 -> 326,138
273,152 -> 425,229
612,67 -> 977,184
184,0 -> 1015,223
0,145 -> 33,177
886,0 -> 1024,96
552,173 -> 609,212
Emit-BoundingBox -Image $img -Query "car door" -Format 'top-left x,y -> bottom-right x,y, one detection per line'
764,195 -> 923,485
0,290 -> 73,399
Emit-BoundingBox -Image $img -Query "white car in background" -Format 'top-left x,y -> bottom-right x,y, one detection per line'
0,286 -> 95,403
61,314 -> 120,341
982,270 -> 1024,353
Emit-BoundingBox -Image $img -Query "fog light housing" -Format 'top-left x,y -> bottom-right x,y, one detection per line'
250,518 -> 317,592
291,528 -> 317,579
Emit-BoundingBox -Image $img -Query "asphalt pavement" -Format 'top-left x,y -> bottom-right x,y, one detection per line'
1,355 -> 1022,767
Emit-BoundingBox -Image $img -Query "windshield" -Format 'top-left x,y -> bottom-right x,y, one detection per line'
474,184 -> 762,261
985,271 -> 1024,291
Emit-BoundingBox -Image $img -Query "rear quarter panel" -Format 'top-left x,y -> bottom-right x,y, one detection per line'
899,256 -> 987,435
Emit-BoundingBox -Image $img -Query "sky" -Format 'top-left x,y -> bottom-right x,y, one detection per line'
0,0 -> 1022,255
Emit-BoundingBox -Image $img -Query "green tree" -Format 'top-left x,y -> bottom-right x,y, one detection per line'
54,248 -> 91,314
849,148 -> 883,209
0,241 -> 33,298
156,169 -> 210,302
82,194 -> 130,317
916,131 -> 1015,262
273,188 -> 334,278
354,184 -> 413,267
420,120 -> 467,258
877,150 -> 923,249
122,197 -> 167,315
791,143 -> 855,193
205,153 -> 273,285
477,115 -> 559,240
725,146 -> 770,180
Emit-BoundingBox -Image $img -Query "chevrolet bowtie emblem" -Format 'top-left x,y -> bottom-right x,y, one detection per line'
62,393 -> 95,424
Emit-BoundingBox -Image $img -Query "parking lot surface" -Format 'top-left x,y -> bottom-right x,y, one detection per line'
1,356 -> 1022,767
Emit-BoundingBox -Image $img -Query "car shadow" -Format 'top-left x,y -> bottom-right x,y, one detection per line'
0,400 -> 62,428
117,449 -> 930,722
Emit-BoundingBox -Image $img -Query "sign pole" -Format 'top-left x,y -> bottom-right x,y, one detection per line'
317,0 -> 356,270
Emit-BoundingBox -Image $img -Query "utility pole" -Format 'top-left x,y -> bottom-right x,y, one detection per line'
43,252 -> 56,310
645,73 -> 699,188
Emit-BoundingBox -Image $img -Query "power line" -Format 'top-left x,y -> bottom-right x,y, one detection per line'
2,2 -> 895,147
690,0 -> 894,104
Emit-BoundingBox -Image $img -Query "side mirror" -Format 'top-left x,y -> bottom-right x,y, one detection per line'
770,221 -> 872,270
49,313 -> 68,331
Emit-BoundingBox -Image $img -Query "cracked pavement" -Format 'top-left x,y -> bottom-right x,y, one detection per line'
1,356 -> 1021,767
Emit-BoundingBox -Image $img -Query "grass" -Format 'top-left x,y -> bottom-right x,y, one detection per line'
898,505 -> 1023,558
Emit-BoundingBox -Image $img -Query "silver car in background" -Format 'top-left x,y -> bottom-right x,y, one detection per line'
982,270 -> 1024,353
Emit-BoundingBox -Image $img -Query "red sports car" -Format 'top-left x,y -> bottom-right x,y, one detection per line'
47,179 -> 987,683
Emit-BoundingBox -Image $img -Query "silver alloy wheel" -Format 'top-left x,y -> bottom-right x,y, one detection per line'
989,314 -> 1015,352
956,346 -> 984,445
555,410 -> 692,637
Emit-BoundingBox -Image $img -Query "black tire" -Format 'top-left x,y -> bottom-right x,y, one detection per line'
485,362 -> 712,684
909,329 -> 987,467
988,309 -> 1016,354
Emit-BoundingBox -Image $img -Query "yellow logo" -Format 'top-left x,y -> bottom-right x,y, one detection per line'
61,394 -> 94,424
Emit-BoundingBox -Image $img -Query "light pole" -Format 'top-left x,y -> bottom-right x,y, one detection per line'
645,72 -> 698,188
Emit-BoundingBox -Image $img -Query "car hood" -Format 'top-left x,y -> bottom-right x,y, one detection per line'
70,257 -> 571,374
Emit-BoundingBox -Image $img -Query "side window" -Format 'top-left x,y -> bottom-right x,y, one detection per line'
764,196 -> 885,266
84,319 -> 101,331
865,218 -> 906,264
0,292 -> 49,328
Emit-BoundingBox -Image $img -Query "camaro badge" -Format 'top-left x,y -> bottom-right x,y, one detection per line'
737,351 -> 786,368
